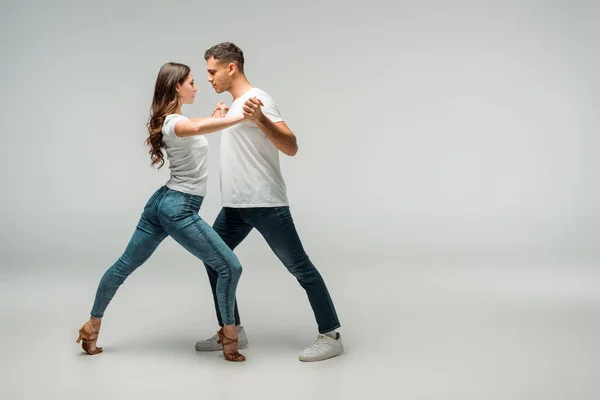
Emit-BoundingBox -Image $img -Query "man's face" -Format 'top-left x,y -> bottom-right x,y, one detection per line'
206,57 -> 232,94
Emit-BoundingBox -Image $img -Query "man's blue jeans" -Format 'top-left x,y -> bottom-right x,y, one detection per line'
204,206 -> 341,334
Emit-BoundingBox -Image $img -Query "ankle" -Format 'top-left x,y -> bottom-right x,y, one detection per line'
323,330 -> 338,339
88,317 -> 102,331
222,325 -> 238,340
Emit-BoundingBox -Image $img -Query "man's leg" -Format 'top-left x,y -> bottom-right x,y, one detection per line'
249,206 -> 341,334
248,206 -> 343,361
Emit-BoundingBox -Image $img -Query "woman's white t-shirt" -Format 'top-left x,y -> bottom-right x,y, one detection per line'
161,114 -> 209,196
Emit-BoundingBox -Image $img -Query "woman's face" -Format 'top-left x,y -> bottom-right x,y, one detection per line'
177,73 -> 198,104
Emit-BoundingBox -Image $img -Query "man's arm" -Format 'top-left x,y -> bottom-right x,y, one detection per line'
243,97 -> 298,156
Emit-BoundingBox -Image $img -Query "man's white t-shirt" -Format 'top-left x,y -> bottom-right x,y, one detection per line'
220,88 -> 289,207
162,114 -> 209,196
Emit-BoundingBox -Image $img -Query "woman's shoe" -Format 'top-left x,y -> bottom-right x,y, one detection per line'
76,321 -> 103,355
216,328 -> 246,362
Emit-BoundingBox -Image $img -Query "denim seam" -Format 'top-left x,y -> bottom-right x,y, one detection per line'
235,207 -> 246,223
226,230 -> 246,249
294,257 -> 339,330
271,209 -> 340,331
318,289 -> 339,329
274,207 -> 290,231
192,220 -> 234,325
158,191 -> 192,222
145,187 -> 165,221
314,263 -> 339,327
137,224 -> 155,235
171,196 -> 192,221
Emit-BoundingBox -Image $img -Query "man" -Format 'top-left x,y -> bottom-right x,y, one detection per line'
194,42 -> 343,362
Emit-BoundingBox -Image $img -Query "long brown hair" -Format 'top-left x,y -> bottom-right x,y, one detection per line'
146,62 -> 191,168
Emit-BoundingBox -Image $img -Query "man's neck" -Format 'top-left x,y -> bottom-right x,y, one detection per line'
229,77 -> 253,101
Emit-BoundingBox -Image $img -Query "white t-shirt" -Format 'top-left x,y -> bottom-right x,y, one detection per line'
162,114 -> 209,196
220,88 -> 289,207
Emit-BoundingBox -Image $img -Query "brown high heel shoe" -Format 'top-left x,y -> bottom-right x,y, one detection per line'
217,328 -> 246,362
76,321 -> 103,355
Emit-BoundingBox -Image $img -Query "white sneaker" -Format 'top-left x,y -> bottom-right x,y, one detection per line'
195,325 -> 248,351
298,332 -> 344,362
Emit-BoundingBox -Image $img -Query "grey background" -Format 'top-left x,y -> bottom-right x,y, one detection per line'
1,0 -> 599,399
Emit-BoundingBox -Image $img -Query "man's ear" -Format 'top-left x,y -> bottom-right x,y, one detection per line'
228,63 -> 236,75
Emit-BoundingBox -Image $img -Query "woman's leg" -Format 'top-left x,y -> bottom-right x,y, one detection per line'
78,211 -> 167,354
158,190 -> 244,360
90,213 -> 168,319
204,207 -> 253,327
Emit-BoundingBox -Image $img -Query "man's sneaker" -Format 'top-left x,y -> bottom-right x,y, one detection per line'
195,325 -> 249,351
298,332 -> 344,362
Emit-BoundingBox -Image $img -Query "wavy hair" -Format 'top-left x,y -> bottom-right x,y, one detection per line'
146,62 -> 190,168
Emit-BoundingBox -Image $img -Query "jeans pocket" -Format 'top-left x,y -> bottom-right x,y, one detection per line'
160,192 -> 193,221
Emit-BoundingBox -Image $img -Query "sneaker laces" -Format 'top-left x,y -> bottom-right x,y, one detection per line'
207,333 -> 219,343
308,334 -> 329,350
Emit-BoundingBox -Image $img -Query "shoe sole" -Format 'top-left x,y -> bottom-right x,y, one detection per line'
195,342 -> 249,352
298,346 -> 344,362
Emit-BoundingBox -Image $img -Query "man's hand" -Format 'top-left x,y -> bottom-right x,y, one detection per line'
242,97 -> 265,123
212,101 -> 229,118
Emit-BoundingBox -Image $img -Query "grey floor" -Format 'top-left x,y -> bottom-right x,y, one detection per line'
1,253 -> 598,399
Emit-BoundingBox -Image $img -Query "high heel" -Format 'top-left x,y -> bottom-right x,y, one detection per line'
217,328 -> 246,362
76,321 -> 103,355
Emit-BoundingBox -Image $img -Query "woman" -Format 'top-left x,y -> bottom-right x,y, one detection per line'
76,62 -> 246,362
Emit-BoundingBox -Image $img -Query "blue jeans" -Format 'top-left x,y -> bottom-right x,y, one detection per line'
91,186 -> 242,325
204,206 -> 341,334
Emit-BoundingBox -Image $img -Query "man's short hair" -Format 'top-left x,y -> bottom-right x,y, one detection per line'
205,42 -> 245,73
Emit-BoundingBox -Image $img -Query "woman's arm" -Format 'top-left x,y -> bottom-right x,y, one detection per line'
188,101 -> 228,123
174,114 -> 244,137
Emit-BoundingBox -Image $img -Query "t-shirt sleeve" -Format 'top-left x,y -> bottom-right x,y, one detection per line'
162,114 -> 188,136
254,93 -> 284,123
